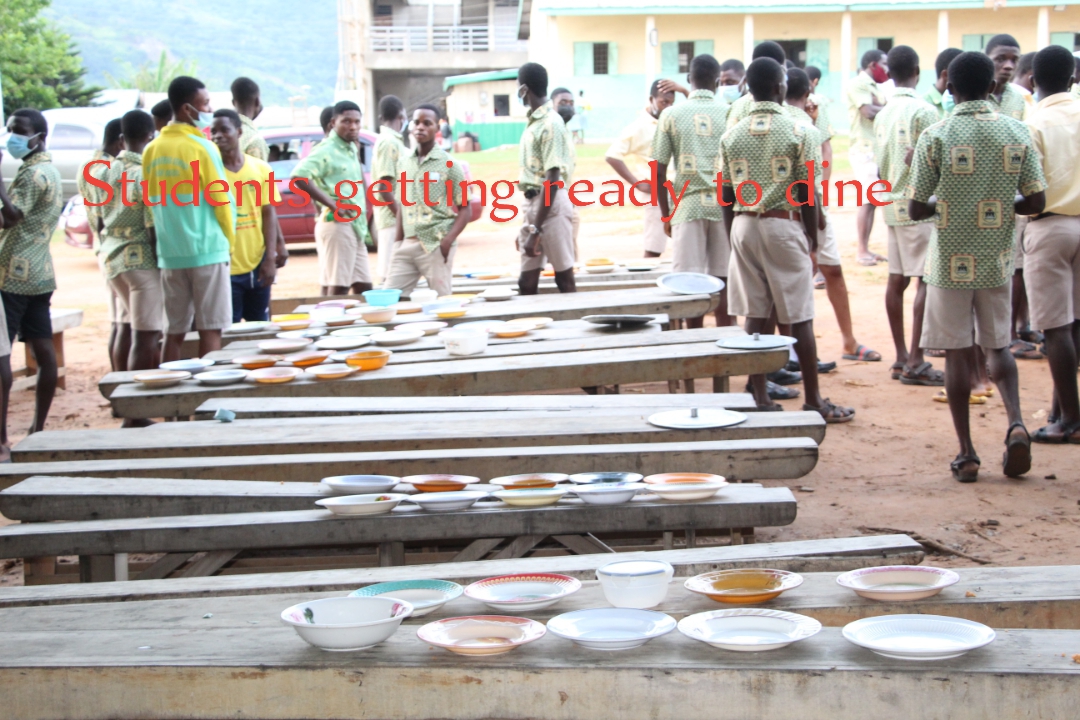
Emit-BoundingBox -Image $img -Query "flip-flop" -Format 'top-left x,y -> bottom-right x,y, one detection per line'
899,361 -> 945,386
933,390 -> 986,405
1002,422 -> 1032,478
803,398 -> 855,424
950,454 -> 981,483
842,344 -> 882,362
1031,422 -> 1080,443
1009,339 -> 1044,360
856,256 -> 879,267
890,362 -> 904,380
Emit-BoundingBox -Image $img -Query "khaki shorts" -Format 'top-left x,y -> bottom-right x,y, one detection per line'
641,191 -> 667,255
108,268 -> 164,332
1014,215 -> 1028,270
97,252 -> 128,325
887,223 -> 932,277
729,214 -> 815,324
0,294 -> 10,357
816,211 -> 840,267
315,217 -> 371,288
848,145 -> 879,189
376,226 -> 397,282
1023,214 -> 1080,331
519,190 -> 575,273
161,263 -> 232,335
672,218 -> 730,276
571,205 -> 581,262
921,283 -> 1012,350
383,237 -> 456,297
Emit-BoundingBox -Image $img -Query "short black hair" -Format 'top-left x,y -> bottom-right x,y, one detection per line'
805,66 -> 822,82
230,77 -> 259,104
518,62 -> 548,97
985,34 -> 1020,55
785,67 -> 810,100
1033,45 -> 1075,96
378,95 -> 404,123
103,118 -> 123,147
167,76 -> 206,113
10,108 -> 47,136
120,110 -> 155,141
690,54 -> 721,86
1016,51 -> 1036,77
948,51 -> 995,99
935,47 -> 963,77
550,87 -> 573,99
752,41 -> 785,65
332,100 -> 361,117
319,105 -> 334,132
212,108 -> 243,130
720,58 -> 745,75
887,45 -> 919,82
150,99 -> 172,122
413,103 -> 441,120
746,57 -> 785,102
1074,54 -> 1080,77
649,79 -> 667,97
860,49 -> 886,70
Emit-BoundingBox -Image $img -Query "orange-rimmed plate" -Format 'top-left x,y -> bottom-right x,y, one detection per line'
249,367 -> 303,384
464,573 -> 581,612
417,615 -> 546,656
283,350 -> 333,367
644,473 -> 727,485
403,474 -> 480,493
684,569 -> 804,604
233,355 -> 281,370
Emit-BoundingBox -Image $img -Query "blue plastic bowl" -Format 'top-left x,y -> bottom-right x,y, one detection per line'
363,289 -> 402,307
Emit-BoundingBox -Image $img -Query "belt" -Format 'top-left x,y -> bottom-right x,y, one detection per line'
1031,212 -> 1061,221
748,209 -> 801,221
523,188 -> 541,199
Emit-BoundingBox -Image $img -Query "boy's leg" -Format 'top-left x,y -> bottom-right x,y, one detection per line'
885,273 -> 910,368
672,219 -> 708,328
376,227 -> 398,283
23,293 -> 57,435
161,268 -> 195,363
706,219 -> 732,327
980,284 -> 1030,477
0,354 -> 9,461
348,229 -> 374,295
383,238 -> 425,297
642,201 -> 666,259
247,275 -> 272,323
190,263 -> 232,358
230,274 -> 246,323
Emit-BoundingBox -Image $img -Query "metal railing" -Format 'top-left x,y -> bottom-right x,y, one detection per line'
369,25 -> 527,53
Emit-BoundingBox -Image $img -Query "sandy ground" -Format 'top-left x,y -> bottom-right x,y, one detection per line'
1,156 -> 1078,584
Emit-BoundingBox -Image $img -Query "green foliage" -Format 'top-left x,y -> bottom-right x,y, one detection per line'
0,0 -> 101,115
105,50 -> 198,92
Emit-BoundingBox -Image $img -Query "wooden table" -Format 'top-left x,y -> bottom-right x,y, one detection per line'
12,307 -> 83,391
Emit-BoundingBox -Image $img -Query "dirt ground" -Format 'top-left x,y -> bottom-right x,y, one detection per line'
1,154 -> 1078,584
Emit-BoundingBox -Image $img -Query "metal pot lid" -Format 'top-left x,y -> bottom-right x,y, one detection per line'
656,272 -> 725,295
647,407 -> 748,430
715,333 -> 797,350
582,314 -> 656,326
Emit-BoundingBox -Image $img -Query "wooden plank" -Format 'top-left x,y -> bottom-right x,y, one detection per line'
552,534 -> 615,555
177,550 -> 240,578
491,534 -> 546,560
137,553 -> 195,581
449,537 -> 504,563
13,409 -> 826,462
0,437 -> 819,487
0,535 -> 924,607
107,342 -> 787,419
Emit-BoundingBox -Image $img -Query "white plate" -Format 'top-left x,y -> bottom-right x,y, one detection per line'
679,609 -> 821,652
465,574 -> 582,612
160,359 -> 214,373
194,369 -> 249,386
836,566 -> 960,601
321,475 -> 400,495
397,321 -> 447,336
373,329 -> 425,346
547,608 -> 676,650
646,481 -> 727,502
315,493 -> 409,516
350,580 -> 463,617
277,328 -> 327,340
716,332 -> 797,350
409,490 -> 489,512
258,338 -> 313,354
657,272 -> 725,295
133,369 -> 191,388
647,408 -> 748,430
584,264 -> 616,274
842,614 -> 995,661
226,321 -> 272,334
305,363 -> 359,380
331,326 -> 387,337
315,336 -> 371,351
481,287 -> 518,301
570,482 -> 646,505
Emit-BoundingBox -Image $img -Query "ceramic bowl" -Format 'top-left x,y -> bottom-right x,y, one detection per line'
281,596 -> 413,652
393,302 -> 422,314
345,350 -> 392,371
570,482 -> 646,505
516,316 -> 554,328
404,474 -> 481,493
489,322 -> 535,338
835,565 -> 961,602
569,472 -> 644,485
233,355 -> 281,370
305,363 -> 358,380
489,473 -> 569,489
441,328 -> 488,356
585,265 -> 616,274
409,288 -> 439,304
646,481 -> 728,502
373,329 -> 424,346
359,307 -> 397,324
350,580 -> 463,617
275,319 -> 312,332
417,615 -> 546,656
678,609 -> 822,652
332,325 -> 387,337
259,338 -> 312,354
480,286 -> 517,301
194,369 -> 249,386
841,614 -> 996,661
409,490 -> 489,512
323,315 -> 358,328
492,487 -> 568,507
160,358 -> 214,373
596,560 -> 674,609
397,321 -> 447,336
547,608 -> 676,651
465,573 -> 582,612
644,473 -> 727,485
321,475 -> 401,495
314,336 -> 370,351
684,569 -> 804,604
362,289 -> 402,307
133,369 -> 191,388
283,350 -> 333,368
249,367 -> 303,384
435,307 -> 468,319
277,328 -> 327,340
227,320 -> 273,334
316,299 -> 355,309
315,493 -> 409,516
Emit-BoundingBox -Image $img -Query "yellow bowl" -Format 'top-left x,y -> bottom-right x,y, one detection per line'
345,349 -> 392,371
233,354 -> 281,370
435,308 -> 468,319
272,313 -> 309,322
276,320 -> 312,331
684,569 -> 804,604
586,257 -> 613,266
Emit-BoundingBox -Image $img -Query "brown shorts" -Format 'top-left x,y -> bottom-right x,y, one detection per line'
728,214 -> 814,324
316,217 -> 371,288
672,218 -> 730,276
161,263 -> 232,335
383,237 -> 456,298
108,268 -> 164,332
921,283 -> 1012,350
1023,214 -> 1080,331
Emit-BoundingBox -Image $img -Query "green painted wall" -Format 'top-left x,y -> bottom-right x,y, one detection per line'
452,121 -> 528,150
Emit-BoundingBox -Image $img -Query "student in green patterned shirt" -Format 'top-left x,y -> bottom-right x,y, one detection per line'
653,53 -> 732,328
847,49 -> 889,266
384,105 -> 469,298
725,42 -> 785,131
873,46 -> 942,387
0,109 -> 64,442
372,95 -> 407,282
925,48 -> 963,120
720,58 -> 854,423
909,52 -> 1046,483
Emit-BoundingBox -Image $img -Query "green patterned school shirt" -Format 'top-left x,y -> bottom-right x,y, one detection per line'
400,144 -> 467,253
239,115 -> 270,162
725,92 -> 752,131
76,149 -> 111,249
846,71 -> 886,154
372,125 -> 406,231
909,100 -> 1045,290
518,101 -> 574,191
99,150 -> 157,279
989,83 -> 1028,121
292,129 -> 368,241
720,102 -> 819,213
873,88 -> 940,226
0,152 -> 62,295
651,89 -> 730,224
923,86 -> 949,121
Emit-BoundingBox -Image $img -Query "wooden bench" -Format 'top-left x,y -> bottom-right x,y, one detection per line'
12,307 -> 83,391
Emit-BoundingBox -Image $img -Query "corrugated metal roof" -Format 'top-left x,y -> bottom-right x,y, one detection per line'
444,68 -> 520,90
538,0 -> 1078,15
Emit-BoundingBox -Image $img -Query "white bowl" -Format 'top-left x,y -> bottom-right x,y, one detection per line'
280,596 -> 413,651
571,482 -> 646,505
596,560 -> 674,609
835,565 -> 960,601
397,321 -> 447,336
331,326 -> 387,337
492,487 -> 568,507
321,475 -> 400,495
360,307 -> 397,324
409,288 -> 439,304
547,608 -> 676,650
194,369 -> 249,386
315,336 -> 371,351
350,580 -> 464,617
373,329 -> 424,346
481,286 -> 518,301
465,573 -> 582,612
315,493 -> 409,516
678,609 -> 822,652
842,614 -> 995,661
133,369 -> 191,388
258,338 -> 312,354
277,328 -> 327,340
409,490 -> 489,512
441,328 -> 488,356
646,481 -> 727,502
160,358 -> 214,373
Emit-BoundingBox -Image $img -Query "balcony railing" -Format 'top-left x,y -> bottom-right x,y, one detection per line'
370,25 -> 528,53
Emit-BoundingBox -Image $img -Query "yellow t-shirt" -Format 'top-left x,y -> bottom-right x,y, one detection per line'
224,157 -> 280,275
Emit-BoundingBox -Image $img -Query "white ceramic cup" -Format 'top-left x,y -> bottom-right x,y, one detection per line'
596,560 -> 674,609
441,328 -> 488,356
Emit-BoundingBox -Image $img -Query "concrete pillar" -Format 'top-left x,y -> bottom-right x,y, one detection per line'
645,16 -> 657,94
1037,7 -> 1050,49
743,14 -> 754,65
937,10 -> 949,52
840,11 -> 852,77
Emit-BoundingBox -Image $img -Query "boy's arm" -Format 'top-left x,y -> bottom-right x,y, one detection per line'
258,204 -> 279,286
1015,134 -> 1048,216
0,154 -> 25,226
204,149 -> 236,243
908,133 -> 940,221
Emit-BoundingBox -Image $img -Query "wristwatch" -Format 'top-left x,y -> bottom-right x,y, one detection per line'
525,224 -> 541,235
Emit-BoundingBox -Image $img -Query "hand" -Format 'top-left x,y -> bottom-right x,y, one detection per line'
805,99 -> 819,121
275,243 -> 289,268
903,146 -> 915,167
523,230 -> 542,257
257,258 -> 277,288
817,210 -> 826,232
656,79 -> 689,97
440,238 -> 453,262
663,220 -> 672,238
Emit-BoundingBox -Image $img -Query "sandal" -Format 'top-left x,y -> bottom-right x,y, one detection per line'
1009,339 -> 1044,360
755,402 -> 784,412
842,344 -> 882,362
1018,328 -> 1044,344
890,362 -> 904,380
932,390 -> 987,405
899,361 -> 945,386
856,255 -> 879,267
950,454 -> 981,483
803,398 -> 855,424
1002,422 -> 1032,478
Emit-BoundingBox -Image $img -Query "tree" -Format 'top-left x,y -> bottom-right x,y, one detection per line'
105,50 -> 198,93
0,0 -> 102,116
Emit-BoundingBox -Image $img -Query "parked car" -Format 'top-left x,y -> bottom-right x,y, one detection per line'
60,195 -> 94,249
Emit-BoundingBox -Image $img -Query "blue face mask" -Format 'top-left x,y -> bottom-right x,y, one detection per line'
186,103 -> 213,131
941,90 -> 956,114
5,132 -> 40,160
721,85 -> 742,104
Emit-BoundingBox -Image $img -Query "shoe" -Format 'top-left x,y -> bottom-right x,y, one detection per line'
745,380 -> 801,400
767,368 -> 802,386
786,359 -> 836,374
